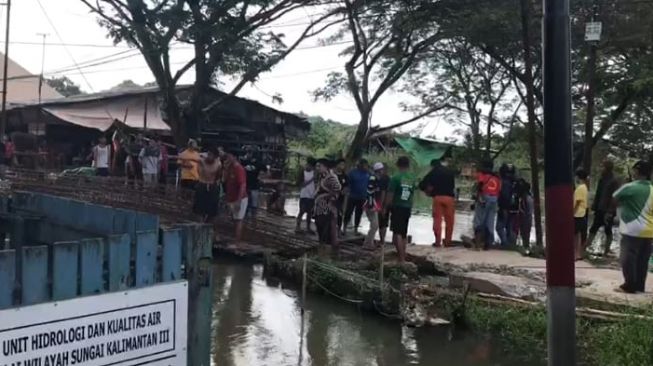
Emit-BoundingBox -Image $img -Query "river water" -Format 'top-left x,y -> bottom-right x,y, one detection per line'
210,260 -> 539,366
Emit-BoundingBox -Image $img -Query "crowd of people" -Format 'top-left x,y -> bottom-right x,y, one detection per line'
88,136 -> 268,244
86,134 -> 653,293
297,156 -> 416,262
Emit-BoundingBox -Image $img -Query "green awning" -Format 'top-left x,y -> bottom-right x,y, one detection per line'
394,137 -> 452,167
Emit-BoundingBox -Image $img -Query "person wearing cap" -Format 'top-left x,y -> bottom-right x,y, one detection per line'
363,162 -> 388,248
613,160 -> 653,293
420,157 -> 457,247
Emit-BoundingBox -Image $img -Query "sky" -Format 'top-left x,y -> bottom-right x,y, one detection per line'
2,0 -> 454,138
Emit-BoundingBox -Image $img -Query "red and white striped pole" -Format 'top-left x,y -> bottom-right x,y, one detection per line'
543,0 -> 576,365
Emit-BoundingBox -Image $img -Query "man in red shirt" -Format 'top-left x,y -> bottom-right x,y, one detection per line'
224,151 -> 248,243
473,160 -> 502,250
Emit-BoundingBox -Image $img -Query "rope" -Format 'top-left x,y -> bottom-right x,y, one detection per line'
307,274 -> 364,304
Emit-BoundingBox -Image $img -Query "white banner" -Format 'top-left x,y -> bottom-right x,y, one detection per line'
0,281 -> 188,366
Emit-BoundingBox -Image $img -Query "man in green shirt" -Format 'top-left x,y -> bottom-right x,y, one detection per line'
613,160 -> 653,293
385,156 -> 416,263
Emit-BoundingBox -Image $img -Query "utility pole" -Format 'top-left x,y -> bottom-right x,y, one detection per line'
543,0 -> 576,365
0,0 -> 11,137
37,33 -> 48,104
582,6 -> 602,173
37,33 -> 48,136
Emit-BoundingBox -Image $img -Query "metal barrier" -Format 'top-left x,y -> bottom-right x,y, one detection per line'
0,191 -> 212,366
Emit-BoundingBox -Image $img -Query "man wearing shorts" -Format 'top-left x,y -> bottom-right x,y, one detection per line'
224,152 -> 248,244
193,148 -> 222,241
574,169 -> 589,260
385,157 -> 416,263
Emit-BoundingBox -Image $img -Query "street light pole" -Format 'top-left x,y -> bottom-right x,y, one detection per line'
543,0 -> 576,365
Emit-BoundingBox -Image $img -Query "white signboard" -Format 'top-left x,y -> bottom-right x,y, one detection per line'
585,21 -> 602,42
0,281 -> 188,366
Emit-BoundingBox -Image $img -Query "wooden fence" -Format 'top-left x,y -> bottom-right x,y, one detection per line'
0,191 -> 213,366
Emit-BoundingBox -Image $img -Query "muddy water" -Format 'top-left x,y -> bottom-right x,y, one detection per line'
211,261 -> 540,366
284,197 -> 489,245
284,198 -> 619,252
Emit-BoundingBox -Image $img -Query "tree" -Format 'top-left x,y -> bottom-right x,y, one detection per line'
81,0 -> 340,146
46,76 -> 84,97
110,79 -> 143,91
405,39 -> 519,161
313,0 -> 448,161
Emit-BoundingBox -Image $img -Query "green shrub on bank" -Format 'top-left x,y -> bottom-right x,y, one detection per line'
464,298 -> 653,366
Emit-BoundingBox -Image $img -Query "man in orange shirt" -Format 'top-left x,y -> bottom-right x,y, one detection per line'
177,139 -> 201,191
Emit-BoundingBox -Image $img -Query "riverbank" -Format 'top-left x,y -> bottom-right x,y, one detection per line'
262,250 -> 653,366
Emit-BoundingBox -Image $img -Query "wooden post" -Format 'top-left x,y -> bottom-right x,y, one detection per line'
379,246 -> 385,289
301,254 -> 307,312
179,224 -> 213,366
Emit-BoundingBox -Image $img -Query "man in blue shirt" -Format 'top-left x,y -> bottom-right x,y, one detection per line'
344,159 -> 370,235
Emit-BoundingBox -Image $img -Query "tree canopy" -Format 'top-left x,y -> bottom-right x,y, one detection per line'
81,0 -> 341,145
46,76 -> 84,97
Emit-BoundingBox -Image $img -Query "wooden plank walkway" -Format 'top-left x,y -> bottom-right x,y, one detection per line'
6,169 -> 376,261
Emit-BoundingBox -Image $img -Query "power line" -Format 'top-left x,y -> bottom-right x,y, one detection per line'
34,0 -> 97,93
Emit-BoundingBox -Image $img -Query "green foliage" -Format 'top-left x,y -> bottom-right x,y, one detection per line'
466,297 -> 653,366
46,76 -> 83,97
584,316 -> 653,366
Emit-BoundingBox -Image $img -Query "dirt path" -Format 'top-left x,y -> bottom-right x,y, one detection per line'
407,245 -> 653,308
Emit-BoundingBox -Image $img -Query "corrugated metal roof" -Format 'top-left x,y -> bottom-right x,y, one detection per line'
0,52 -> 62,103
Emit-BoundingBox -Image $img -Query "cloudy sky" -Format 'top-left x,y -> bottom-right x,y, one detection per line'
4,0 -> 452,137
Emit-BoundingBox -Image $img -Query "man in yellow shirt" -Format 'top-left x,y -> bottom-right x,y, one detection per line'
177,139 -> 201,190
574,169 -> 589,260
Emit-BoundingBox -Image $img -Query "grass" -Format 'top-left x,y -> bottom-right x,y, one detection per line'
463,296 -> 653,366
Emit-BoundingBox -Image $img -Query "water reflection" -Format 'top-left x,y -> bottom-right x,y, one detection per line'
211,260 -> 538,366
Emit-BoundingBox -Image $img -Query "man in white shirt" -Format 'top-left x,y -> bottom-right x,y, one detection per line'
139,138 -> 161,187
92,137 -> 111,177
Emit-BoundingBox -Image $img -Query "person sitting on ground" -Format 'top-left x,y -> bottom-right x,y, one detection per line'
139,137 -> 162,187
613,160 -> 653,294
363,162 -> 386,249
515,178 -> 534,251
193,147 -> 222,242
178,139 -> 201,191
472,160 -> 501,250
224,151 -> 248,244
385,156 -> 416,263
296,157 -> 317,234
574,169 -> 590,260
587,159 -> 620,256
313,158 -> 342,249
497,164 -> 518,248
91,136 -> 111,177
344,159 -> 370,235
420,157 -> 456,248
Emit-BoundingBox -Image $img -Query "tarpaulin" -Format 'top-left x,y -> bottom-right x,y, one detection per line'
394,136 -> 452,167
43,94 -> 170,132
